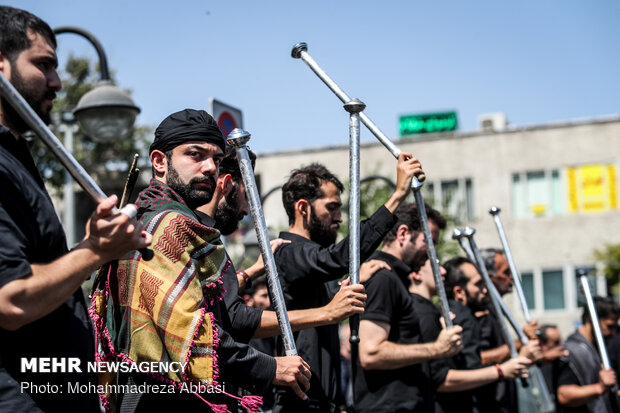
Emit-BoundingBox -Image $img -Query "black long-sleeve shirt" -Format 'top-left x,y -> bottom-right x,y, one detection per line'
273,206 -> 396,406
193,210 -> 275,392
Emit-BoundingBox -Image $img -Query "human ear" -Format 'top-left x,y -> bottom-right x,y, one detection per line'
397,224 -> 410,244
150,150 -> 168,176
453,286 -> 464,302
296,199 -> 309,217
220,174 -> 233,195
0,51 -> 7,75
409,271 -> 423,283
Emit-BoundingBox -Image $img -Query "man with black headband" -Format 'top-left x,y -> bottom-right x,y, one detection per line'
0,7 -> 151,412
93,109 -> 312,411
272,158 -> 423,412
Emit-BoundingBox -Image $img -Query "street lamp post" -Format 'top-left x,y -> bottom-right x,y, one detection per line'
57,119 -> 79,246
53,26 -> 141,245
54,26 -> 140,142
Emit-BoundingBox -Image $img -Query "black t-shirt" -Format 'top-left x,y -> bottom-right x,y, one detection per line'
0,127 -> 98,412
556,363 -> 590,413
476,307 -> 516,413
354,251 -> 432,413
273,206 -> 396,407
410,293 -> 449,389
418,299 -> 487,413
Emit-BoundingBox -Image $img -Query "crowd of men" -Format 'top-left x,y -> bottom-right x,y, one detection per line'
2,6 -> 620,413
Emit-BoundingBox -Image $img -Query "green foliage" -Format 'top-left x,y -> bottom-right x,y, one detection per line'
29,55 -> 152,191
594,243 -> 620,287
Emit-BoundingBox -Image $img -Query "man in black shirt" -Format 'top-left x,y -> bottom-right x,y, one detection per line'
356,203 -> 463,413
476,249 -> 541,413
557,297 -> 619,413
410,253 -> 531,413
441,257 -> 532,413
0,6 -> 152,412
272,155 -> 423,411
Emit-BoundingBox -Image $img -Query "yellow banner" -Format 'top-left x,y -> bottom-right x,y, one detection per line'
566,164 -> 618,213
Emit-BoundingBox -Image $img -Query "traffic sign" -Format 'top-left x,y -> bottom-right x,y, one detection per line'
209,98 -> 244,137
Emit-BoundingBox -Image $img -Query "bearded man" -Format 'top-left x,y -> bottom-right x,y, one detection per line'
0,7 -> 150,412
92,109 -> 310,412
272,158 -> 423,412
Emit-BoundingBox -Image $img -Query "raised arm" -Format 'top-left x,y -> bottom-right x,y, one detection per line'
383,152 -> 424,213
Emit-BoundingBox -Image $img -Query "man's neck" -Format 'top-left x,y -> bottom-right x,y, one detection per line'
0,116 -> 20,140
409,283 -> 433,301
578,323 -> 594,344
288,221 -> 310,240
380,242 -> 403,262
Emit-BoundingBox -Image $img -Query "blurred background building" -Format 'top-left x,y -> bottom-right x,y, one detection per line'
254,111 -> 620,335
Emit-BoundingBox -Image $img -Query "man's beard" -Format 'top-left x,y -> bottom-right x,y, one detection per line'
1,61 -> 54,133
408,249 -> 428,273
308,206 -> 338,248
214,184 -> 244,236
166,161 -> 216,210
467,292 -> 489,312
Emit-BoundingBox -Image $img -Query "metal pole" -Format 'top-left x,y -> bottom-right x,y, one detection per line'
291,42 -> 453,327
578,270 -> 620,412
344,99 -> 364,343
54,26 -> 111,80
454,230 -> 553,410
58,123 -> 79,247
580,273 -> 612,368
453,229 -> 522,339
463,227 -> 528,388
417,194 -> 452,328
0,72 -> 109,203
489,206 -> 532,321
291,42 -> 424,188
227,128 -> 297,356
0,72 -> 150,256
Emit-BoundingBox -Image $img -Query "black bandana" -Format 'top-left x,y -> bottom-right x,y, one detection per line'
150,108 -> 225,154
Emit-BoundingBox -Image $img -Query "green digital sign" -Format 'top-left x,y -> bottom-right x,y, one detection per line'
399,111 -> 458,136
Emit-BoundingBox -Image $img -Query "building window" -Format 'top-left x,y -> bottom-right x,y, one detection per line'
432,178 -> 474,223
575,267 -> 598,307
441,180 -> 459,218
542,269 -> 565,310
513,164 -> 618,219
512,170 -> 564,218
520,272 -> 535,310
422,182 -> 435,206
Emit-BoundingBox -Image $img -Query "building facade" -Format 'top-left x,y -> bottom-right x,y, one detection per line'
254,114 -> 620,335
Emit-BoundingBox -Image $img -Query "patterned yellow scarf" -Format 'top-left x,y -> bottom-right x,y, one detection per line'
91,179 -> 230,411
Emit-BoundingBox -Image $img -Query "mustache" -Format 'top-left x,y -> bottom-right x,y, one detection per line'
189,175 -> 216,188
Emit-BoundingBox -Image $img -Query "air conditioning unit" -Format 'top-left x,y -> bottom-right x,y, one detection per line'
478,112 -> 508,132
